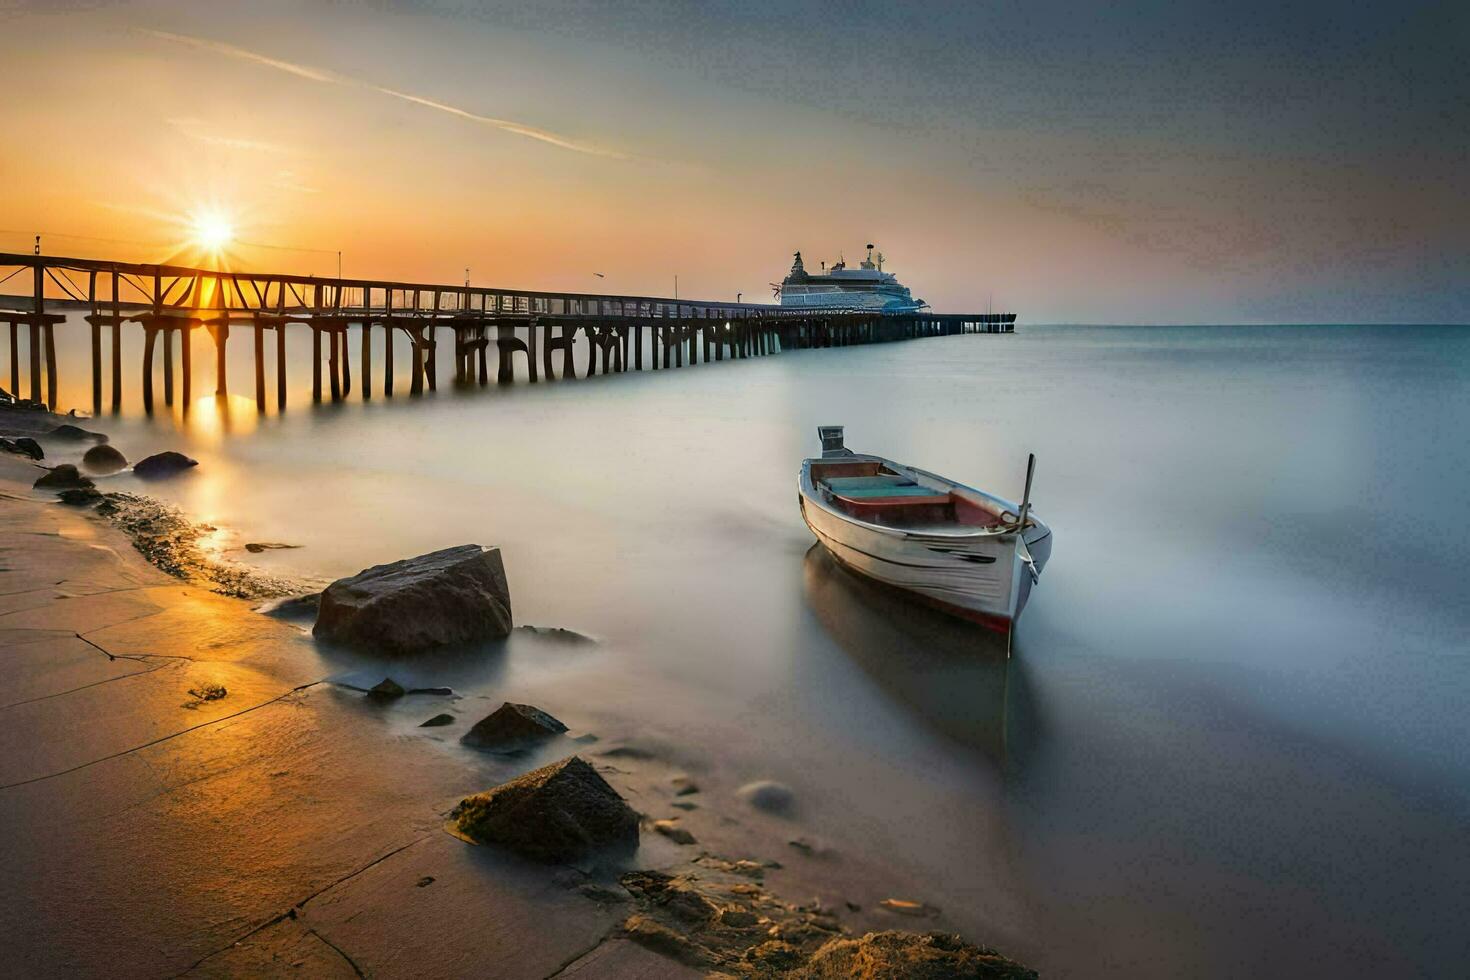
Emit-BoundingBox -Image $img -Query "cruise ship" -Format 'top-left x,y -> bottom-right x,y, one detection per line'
776,245 -> 926,312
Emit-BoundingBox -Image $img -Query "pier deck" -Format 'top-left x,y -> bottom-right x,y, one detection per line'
0,252 -> 1016,413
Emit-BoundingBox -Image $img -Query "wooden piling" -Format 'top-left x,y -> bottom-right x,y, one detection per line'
110,289 -> 122,412
253,322 -> 265,408
180,323 -> 191,408
328,327 -> 341,400
361,319 -> 372,399
8,321 -> 17,397
213,323 -> 228,396
276,323 -> 287,409
163,327 -> 175,406
312,326 -> 322,402
90,320 -> 102,411
141,325 -> 157,413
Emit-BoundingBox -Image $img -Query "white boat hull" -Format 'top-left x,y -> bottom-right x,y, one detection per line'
799,455 -> 1051,633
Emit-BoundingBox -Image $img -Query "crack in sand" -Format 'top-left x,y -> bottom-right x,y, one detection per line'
0,680 -> 324,791
543,927 -> 620,979
308,928 -> 368,979
171,836 -> 430,977
0,659 -> 171,711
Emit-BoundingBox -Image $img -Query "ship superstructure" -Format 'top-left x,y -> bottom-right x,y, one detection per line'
775,245 -> 926,312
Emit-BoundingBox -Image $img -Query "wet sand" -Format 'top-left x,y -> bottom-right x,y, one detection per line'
0,416 -> 1032,977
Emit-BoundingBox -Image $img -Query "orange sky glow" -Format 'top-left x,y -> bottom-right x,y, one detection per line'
0,1 -> 1464,322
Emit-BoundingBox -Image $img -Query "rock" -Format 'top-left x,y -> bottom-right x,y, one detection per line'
367,678 -> 405,700
671,801 -> 697,811
0,436 -> 43,460
313,544 -> 512,655
46,423 -> 106,443
516,624 -> 596,644
57,487 -> 103,507
796,930 -> 1037,979
737,779 -> 795,814
652,819 -> 697,845
746,940 -> 805,972
258,592 -> 321,622
33,465 -> 94,490
81,443 -> 127,472
672,775 -> 700,796
188,683 -> 228,702
878,898 -> 939,917
461,702 -> 567,750
132,451 -> 198,479
244,541 -> 300,553
622,914 -> 713,968
419,713 -> 455,727
408,686 -> 454,696
449,755 -> 639,862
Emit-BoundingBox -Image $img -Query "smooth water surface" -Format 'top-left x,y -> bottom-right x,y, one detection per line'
16,322 -> 1470,977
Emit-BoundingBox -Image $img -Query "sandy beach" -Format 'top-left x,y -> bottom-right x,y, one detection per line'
0,406 -> 1035,978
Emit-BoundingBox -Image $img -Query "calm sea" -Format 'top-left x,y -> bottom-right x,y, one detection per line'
18,321 -> 1470,977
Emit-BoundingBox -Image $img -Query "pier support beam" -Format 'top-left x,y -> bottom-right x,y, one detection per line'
276,323 -> 287,409
210,322 -> 229,396
163,326 -> 175,407
312,326 -> 322,402
253,322 -> 265,408
180,323 -> 192,408
361,320 -> 372,399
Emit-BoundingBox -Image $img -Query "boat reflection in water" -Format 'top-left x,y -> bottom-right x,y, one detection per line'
801,543 -> 1039,769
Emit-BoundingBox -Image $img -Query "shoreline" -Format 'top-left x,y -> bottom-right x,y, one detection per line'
1,405 -> 1037,977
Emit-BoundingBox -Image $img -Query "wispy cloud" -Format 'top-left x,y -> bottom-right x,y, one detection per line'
167,116 -> 293,155
142,29 -> 624,160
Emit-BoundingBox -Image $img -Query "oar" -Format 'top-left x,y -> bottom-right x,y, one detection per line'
1017,453 -> 1035,530
1015,453 -> 1039,583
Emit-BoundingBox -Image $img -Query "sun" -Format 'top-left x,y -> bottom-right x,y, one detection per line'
189,210 -> 235,252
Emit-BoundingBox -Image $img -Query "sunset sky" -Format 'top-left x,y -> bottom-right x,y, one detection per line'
1,0 -> 1465,322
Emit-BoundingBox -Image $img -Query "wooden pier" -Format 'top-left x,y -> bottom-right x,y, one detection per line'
0,252 -> 1017,413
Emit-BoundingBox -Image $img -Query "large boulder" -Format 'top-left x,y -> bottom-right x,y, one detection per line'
0,436 -> 43,460
81,444 -> 128,472
132,451 -> 198,479
313,545 -> 512,655
796,931 -> 1037,980
461,702 -> 567,750
34,464 -> 94,490
450,755 -> 638,862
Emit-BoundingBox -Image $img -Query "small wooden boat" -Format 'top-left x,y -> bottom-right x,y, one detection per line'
799,426 -> 1052,640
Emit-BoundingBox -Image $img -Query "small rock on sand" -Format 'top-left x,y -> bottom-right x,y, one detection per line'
877,898 -> 940,917
419,713 -> 455,727
652,819 -> 697,845
516,624 -> 596,644
46,423 -> 106,443
672,775 -> 700,796
797,930 -> 1037,979
132,451 -> 198,479
0,436 -> 43,460
244,541 -> 300,553
737,779 -> 795,814
258,592 -> 321,622
81,444 -> 127,472
313,544 -> 512,655
367,678 -> 406,700
57,487 -> 103,507
34,465 -> 94,490
461,702 -> 567,750
450,755 -> 639,862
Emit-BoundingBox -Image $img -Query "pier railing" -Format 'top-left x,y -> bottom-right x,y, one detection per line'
0,251 -> 1016,413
